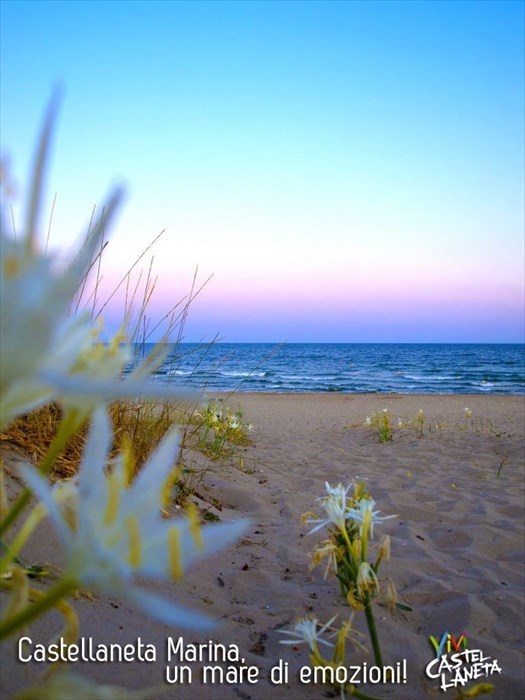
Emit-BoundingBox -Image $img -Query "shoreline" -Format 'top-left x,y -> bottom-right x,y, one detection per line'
2,393 -> 524,699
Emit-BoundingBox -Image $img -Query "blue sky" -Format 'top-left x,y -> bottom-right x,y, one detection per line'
1,0 -> 524,342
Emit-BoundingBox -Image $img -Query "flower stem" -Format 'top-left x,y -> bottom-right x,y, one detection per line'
363,595 -> 383,668
0,576 -> 77,640
341,527 -> 358,579
0,504 -> 47,575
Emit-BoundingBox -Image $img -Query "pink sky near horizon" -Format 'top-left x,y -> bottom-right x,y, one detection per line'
95,252 -> 523,343
2,1 -> 524,343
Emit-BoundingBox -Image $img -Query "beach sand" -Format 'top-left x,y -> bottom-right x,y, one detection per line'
1,394 -> 524,699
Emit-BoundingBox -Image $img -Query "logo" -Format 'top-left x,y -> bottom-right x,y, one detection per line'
425,632 -> 501,692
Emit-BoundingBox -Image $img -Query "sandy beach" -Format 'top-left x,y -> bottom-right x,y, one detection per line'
1,393 -> 524,699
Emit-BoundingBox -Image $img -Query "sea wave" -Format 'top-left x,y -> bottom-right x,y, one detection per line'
127,343 -> 525,395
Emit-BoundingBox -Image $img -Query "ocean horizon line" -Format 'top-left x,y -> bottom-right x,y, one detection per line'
165,340 -> 524,346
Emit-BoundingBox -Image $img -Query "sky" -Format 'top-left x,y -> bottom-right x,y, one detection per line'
1,0 -> 524,343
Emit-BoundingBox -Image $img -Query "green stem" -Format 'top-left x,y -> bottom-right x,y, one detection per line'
0,505 -> 47,574
340,527 -> 359,579
0,576 -> 77,640
361,524 -> 369,563
363,595 -> 383,668
0,409 -> 80,538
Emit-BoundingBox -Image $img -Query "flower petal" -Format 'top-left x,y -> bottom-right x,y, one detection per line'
122,585 -> 216,630
139,518 -> 250,579
18,465 -> 74,552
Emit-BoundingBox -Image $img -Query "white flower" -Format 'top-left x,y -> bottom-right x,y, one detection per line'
0,241 -> 190,427
307,482 -> 352,535
0,103 -> 193,428
20,408 -> 248,629
279,615 -> 336,650
0,220 -> 116,426
227,414 -> 241,430
307,482 -> 396,539
307,497 -> 348,534
0,99 -> 126,427
347,499 -> 396,539
323,481 -> 350,503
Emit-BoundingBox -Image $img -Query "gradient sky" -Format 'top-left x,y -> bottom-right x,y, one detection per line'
1,0 -> 524,343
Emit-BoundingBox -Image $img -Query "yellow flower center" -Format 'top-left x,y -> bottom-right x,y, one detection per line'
3,255 -> 21,279
168,526 -> 183,580
186,503 -> 203,550
126,516 -> 141,568
103,472 -> 121,525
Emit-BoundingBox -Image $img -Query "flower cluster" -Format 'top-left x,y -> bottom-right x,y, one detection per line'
306,481 -> 396,610
365,409 -> 393,443
284,481 -> 398,699
197,399 -> 253,458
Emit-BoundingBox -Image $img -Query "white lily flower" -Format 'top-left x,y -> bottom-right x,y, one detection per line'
20,408 -> 248,629
306,482 -> 350,534
306,493 -> 350,535
347,498 -> 396,539
307,482 -> 395,539
279,615 -> 336,650
323,481 -> 351,505
227,415 -> 240,430
0,100 -> 194,428
0,230 -> 114,423
0,231 -> 189,428
0,97 -> 126,427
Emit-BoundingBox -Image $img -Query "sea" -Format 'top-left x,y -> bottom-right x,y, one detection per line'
127,343 -> 525,395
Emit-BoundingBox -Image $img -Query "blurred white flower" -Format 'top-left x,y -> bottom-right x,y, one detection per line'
21,408 -> 248,629
279,615 -> 336,650
0,99 -> 193,428
0,97 -> 125,427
